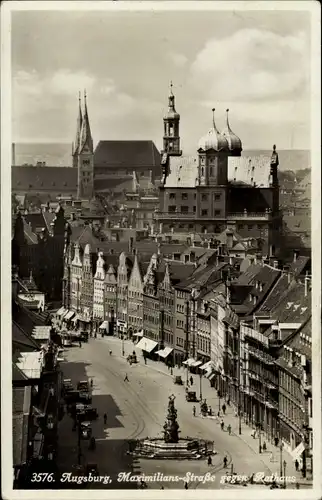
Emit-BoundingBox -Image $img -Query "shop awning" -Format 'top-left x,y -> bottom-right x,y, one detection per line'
200,360 -> 213,371
72,314 -> 80,323
156,347 -> 174,358
64,310 -> 75,321
190,360 -> 202,368
182,358 -> 195,367
56,307 -> 66,317
136,337 -> 158,353
208,373 -> 216,381
99,321 -> 109,330
133,330 -> 144,337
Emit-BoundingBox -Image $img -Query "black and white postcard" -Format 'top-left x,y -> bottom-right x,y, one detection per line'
1,1 -> 321,499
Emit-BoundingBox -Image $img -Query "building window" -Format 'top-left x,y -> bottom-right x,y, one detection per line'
193,206 -> 196,213
215,194 -> 221,201
83,159 -> 90,166
201,167 -> 204,176
202,194 -> 208,202
181,206 -> 189,213
215,210 -> 221,216
188,224 -> 194,229
169,193 -> 176,200
169,206 -> 176,213
182,193 -> 188,200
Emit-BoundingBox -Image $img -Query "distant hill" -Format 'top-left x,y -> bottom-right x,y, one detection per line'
12,143 -> 310,172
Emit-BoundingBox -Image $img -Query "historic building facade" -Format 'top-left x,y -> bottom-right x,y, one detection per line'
93,252 -> 105,329
157,91 -> 281,256
127,252 -> 145,335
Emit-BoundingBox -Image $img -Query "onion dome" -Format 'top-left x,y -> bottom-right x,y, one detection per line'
164,82 -> 180,120
222,109 -> 242,151
198,108 -> 228,152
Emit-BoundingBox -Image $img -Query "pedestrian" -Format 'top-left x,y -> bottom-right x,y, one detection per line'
227,424 -> 232,435
124,373 -> 129,382
221,419 -> 224,431
160,486 -> 164,489
274,436 -> 279,447
263,441 -> 267,452
223,456 -> 228,468
208,406 -> 212,416
104,413 -> 107,425
109,350 -> 112,356
79,340 -> 82,348
295,482 -> 300,489
184,482 -> 188,490
259,444 -> 262,454
144,357 -> 147,365
207,455 -> 212,466
227,398 -> 230,406
217,411 -> 220,418
222,403 -> 226,415
190,376 -> 193,386
295,459 -> 299,472
90,378 -> 93,388
193,406 -> 196,417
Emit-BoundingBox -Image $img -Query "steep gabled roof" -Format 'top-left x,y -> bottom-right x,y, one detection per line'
94,140 -> 161,171
12,166 -> 77,192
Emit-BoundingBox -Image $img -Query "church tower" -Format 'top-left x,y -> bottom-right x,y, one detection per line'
72,92 -> 83,168
74,91 -> 94,200
162,82 -> 182,156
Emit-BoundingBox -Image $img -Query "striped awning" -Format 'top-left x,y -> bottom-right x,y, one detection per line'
200,360 -> 213,370
99,321 -> 109,330
64,310 -> 75,321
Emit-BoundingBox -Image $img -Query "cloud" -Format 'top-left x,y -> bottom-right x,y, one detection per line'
49,69 -> 96,95
189,29 -> 310,102
168,52 -> 188,67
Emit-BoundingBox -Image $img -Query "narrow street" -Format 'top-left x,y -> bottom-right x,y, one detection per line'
56,336 -> 305,490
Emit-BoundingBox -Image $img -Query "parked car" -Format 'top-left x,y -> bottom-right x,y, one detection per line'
174,375 -> 183,385
186,391 -> 197,402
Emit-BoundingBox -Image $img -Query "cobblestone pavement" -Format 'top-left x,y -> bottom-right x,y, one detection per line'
56,335 -> 312,491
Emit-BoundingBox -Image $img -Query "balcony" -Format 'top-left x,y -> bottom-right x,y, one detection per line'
241,324 -> 269,347
154,211 -> 196,220
247,345 -> 275,365
227,212 -> 272,221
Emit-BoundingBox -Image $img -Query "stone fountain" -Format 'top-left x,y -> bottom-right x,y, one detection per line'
127,395 -> 214,460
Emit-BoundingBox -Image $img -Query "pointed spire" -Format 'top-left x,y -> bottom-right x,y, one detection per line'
212,108 -> 220,133
79,89 -> 93,153
168,81 -> 176,111
226,108 -> 231,130
74,91 -> 83,155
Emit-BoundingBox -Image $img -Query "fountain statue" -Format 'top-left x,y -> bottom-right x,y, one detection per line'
163,395 -> 180,443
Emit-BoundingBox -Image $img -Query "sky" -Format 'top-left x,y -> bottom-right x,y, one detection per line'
11,7 -> 311,153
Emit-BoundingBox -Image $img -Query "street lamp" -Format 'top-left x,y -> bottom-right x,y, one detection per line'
283,460 -> 287,489
258,423 -> 262,453
122,335 -> 125,356
279,441 -> 283,476
199,372 -> 203,401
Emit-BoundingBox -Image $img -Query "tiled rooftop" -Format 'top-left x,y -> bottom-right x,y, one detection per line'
16,351 -> 44,379
228,156 -> 272,187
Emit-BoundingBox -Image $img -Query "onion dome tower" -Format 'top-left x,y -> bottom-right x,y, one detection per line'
198,108 -> 229,186
222,109 -> 242,156
162,82 -> 182,156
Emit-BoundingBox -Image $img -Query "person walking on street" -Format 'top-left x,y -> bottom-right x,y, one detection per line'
223,456 -> 228,468
103,413 -> 107,425
193,405 -> 196,417
184,482 -> 188,490
109,350 -> 112,356
220,419 -> 224,431
295,459 -> 299,472
227,424 -> 232,435
79,340 -> 82,348
124,373 -> 129,382
207,455 -> 212,466
190,376 -> 193,386
222,403 -> 226,415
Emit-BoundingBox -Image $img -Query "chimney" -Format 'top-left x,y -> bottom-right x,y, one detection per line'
293,250 -> 299,263
304,271 -> 310,297
12,143 -> 16,166
226,231 -> 233,249
128,237 -> 134,254
273,260 -> 279,269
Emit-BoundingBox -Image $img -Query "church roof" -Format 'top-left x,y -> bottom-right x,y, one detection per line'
12,166 -> 77,192
94,140 -> 161,171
